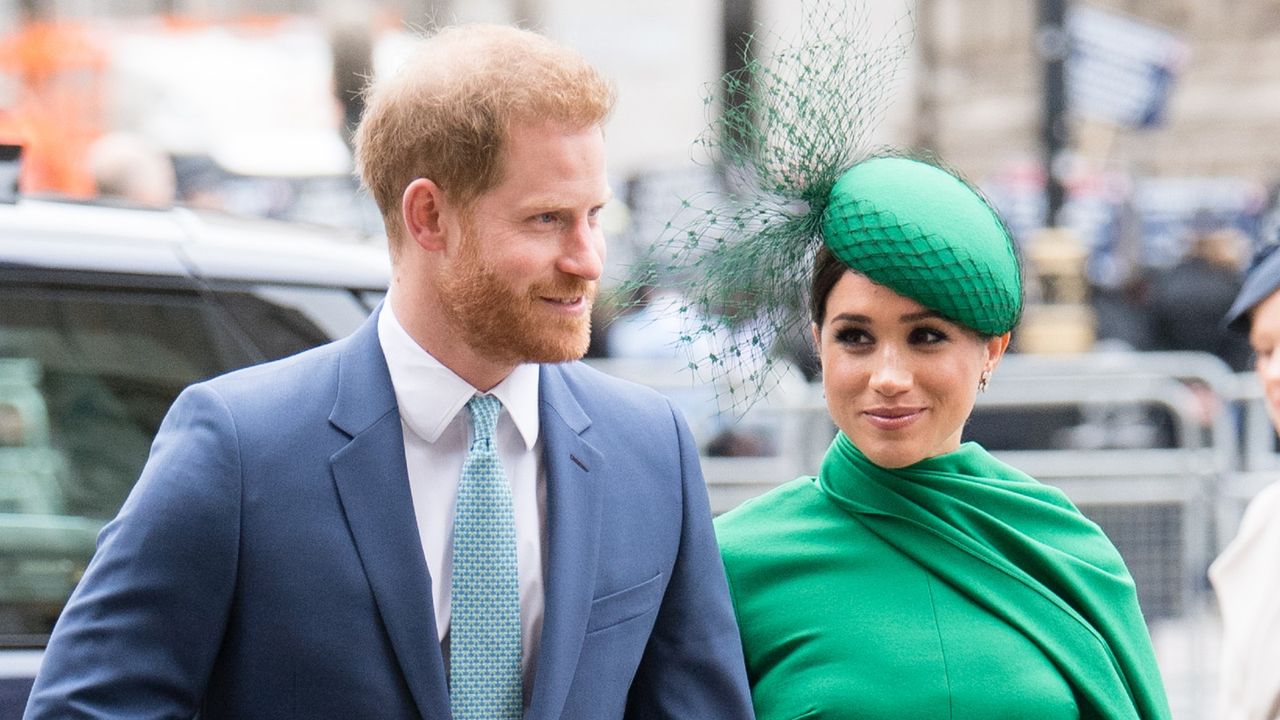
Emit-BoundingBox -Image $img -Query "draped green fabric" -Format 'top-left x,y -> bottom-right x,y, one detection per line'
716,434 -> 1171,720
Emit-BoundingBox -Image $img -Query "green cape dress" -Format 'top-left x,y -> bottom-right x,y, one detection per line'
715,433 -> 1171,720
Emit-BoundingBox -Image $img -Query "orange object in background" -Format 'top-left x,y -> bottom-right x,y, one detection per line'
0,18 -> 106,197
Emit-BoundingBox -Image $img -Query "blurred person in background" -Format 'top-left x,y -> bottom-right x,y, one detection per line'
1211,242 -> 1280,720
324,0 -> 374,152
1147,225 -> 1252,441
1148,225 -> 1251,371
87,131 -> 176,207
606,284 -> 681,358
0,0 -> 104,197
607,283 -> 720,360
0,401 -> 24,447
25,24 -> 751,719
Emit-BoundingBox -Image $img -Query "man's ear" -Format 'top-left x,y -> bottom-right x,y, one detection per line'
401,178 -> 451,252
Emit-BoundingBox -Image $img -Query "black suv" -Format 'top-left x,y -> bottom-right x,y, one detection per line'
0,196 -> 388,714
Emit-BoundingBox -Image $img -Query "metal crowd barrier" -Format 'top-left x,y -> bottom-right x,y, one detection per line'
1217,371 -> 1280,606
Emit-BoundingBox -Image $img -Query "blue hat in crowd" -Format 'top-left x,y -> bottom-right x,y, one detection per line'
1226,243 -> 1280,334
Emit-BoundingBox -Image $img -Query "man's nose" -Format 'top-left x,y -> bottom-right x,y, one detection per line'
558,219 -> 604,281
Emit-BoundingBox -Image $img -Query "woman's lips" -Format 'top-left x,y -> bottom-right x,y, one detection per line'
863,407 -> 925,430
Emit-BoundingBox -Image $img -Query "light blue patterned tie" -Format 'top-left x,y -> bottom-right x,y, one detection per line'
450,394 -> 522,719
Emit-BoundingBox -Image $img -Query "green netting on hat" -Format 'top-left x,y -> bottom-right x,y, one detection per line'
822,157 -> 1022,335
616,1 -> 916,410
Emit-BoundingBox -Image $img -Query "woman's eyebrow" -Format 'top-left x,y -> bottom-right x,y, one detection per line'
900,310 -> 945,323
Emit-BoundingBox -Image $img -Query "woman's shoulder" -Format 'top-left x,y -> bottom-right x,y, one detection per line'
716,475 -> 815,521
714,476 -> 831,555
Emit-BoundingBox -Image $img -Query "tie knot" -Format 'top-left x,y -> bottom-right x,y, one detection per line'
466,394 -> 502,444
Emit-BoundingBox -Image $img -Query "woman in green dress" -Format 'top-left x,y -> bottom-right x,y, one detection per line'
712,156 -> 1172,720
631,5 -> 1172,717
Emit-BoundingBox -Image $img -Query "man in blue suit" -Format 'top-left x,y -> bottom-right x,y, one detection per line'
26,24 -> 753,719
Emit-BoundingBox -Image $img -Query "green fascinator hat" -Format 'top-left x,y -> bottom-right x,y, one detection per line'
621,2 -> 1021,407
822,156 -> 1022,336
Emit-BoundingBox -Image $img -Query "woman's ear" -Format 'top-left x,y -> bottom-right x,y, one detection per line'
811,321 -> 822,353
983,332 -> 1012,374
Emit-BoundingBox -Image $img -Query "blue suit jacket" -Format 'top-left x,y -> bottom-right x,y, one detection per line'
25,310 -> 753,719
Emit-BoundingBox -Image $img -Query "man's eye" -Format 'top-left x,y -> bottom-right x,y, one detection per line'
535,213 -> 557,224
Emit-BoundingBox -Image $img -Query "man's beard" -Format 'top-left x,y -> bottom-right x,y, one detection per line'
438,245 -> 596,366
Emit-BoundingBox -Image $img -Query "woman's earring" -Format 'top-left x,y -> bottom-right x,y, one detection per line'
978,369 -> 991,393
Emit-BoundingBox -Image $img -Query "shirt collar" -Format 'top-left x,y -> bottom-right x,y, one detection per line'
377,298 -> 540,450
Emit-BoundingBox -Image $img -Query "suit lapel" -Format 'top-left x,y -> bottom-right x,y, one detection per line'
329,311 -> 450,720
526,365 -> 604,720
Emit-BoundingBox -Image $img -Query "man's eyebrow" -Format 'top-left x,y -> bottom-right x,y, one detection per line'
520,188 -> 614,210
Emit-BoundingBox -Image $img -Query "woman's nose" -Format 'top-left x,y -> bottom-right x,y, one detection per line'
868,350 -> 911,396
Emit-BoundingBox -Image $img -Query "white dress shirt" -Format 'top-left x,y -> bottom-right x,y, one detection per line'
377,300 -> 546,697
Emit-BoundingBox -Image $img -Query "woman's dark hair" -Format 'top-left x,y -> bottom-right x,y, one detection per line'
809,245 -> 848,327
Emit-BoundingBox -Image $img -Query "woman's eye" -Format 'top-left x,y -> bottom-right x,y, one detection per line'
909,326 -> 947,344
834,327 -> 871,345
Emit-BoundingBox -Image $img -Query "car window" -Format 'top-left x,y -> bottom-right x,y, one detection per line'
212,285 -> 371,362
0,282 -> 372,640
358,289 -> 386,313
0,287 -> 240,639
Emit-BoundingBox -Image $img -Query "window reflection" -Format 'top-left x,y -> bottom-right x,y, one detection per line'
0,283 -> 371,637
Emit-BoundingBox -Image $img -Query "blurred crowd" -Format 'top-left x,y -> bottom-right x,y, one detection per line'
1096,223 -> 1253,371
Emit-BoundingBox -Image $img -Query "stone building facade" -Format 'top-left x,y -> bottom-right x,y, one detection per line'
919,0 -> 1280,184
